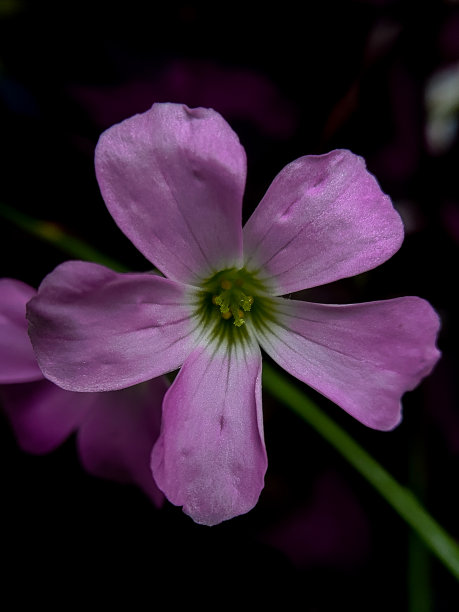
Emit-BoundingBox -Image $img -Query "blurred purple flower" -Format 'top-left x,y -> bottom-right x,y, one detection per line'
438,10 -> 459,61
441,201 -> 459,244
370,63 -> 421,184
0,278 -> 165,505
263,471 -> 370,568
71,59 -> 298,139
27,103 -> 440,526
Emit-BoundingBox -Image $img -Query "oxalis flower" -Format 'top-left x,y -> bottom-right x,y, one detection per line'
27,103 -> 441,526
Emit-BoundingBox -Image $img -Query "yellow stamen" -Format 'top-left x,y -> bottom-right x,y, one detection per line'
239,294 -> 254,311
211,272 -> 255,327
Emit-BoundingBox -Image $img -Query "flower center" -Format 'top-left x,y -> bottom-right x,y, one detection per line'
212,276 -> 254,327
193,268 -> 273,345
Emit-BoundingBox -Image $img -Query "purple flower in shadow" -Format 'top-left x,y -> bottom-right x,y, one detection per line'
27,103 -> 441,525
71,59 -> 298,139
0,278 -> 165,505
263,471 -> 370,568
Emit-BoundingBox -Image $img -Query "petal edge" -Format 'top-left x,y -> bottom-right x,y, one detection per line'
255,296 -> 441,430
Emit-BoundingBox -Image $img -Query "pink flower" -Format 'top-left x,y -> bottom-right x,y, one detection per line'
27,103 -> 441,526
0,278 -> 165,505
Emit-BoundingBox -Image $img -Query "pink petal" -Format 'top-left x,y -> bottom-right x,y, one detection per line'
0,279 -> 43,383
151,340 -> 267,526
243,150 -> 404,295
27,261 -> 196,392
255,297 -> 441,430
1,379 -> 92,454
77,378 -> 167,506
95,102 -> 246,284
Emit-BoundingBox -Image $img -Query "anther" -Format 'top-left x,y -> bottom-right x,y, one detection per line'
240,294 -> 254,312
210,273 -> 255,327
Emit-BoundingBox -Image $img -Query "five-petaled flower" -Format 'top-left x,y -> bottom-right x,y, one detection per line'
27,103 -> 441,526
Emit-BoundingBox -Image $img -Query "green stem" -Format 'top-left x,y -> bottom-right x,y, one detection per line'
0,202 -> 128,272
408,418 -> 431,612
262,362 -> 459,581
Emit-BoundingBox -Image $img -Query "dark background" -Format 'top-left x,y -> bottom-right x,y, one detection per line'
1,1 -> 459,608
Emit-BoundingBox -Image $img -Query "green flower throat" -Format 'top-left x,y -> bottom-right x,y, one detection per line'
194,268 -> 275,345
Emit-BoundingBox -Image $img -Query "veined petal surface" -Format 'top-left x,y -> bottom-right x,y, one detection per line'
1,379 -> 92,454
95,102 -> 246,284
151,338 -> 267,526
0,279 -> 43,383
243,150 -> 404,295
77,378 -> 167,506
255,297 -> 441,430
27,261 -> 196,392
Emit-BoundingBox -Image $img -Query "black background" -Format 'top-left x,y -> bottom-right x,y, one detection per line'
1,1 -> 459,608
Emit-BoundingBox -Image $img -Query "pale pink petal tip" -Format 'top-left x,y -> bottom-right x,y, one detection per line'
244,149 -> 404,295
151,342 -> 267,525
256,296 -> 441,431
95,102 -> 247,283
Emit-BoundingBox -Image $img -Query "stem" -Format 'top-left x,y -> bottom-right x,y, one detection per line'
262,362 -> 459,581
408,418 -> 431,612
0,201 -> 128,272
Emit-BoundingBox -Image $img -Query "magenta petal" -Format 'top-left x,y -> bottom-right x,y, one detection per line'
151,341 -> 267,525
256,297 -> 441,430
95,102 -> 246,284
243,150 -> 404,295
77,378 -> 167,506
27,261 -> 196,392
0,279 -> 43,383
1,379 -> 92,454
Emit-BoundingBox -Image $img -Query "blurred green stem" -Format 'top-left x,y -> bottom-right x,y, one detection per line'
0,202 -> 128,272
408,418 -> 431,612
2,202 -> 459,581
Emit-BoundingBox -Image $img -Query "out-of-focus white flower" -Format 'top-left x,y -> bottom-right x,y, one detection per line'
425,61 -> 459,154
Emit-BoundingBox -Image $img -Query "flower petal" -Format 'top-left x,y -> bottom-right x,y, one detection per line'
243,150 -> 404,295
95,102 -> 246,284
0,279 -> 43,383
1,379 -> 92,454
27,261 -> 196,392
255,297 -> 441,430
151,339 -> 267,526
77,378 -> 167,506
